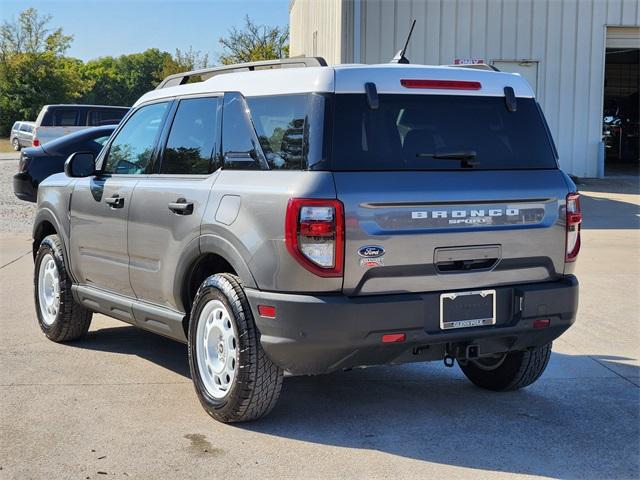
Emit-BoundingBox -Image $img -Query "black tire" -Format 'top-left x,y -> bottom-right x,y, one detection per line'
34,234 -> 92,342
188,273 -> 283,423
12,138 -> 20,151
459,343 -> 552,391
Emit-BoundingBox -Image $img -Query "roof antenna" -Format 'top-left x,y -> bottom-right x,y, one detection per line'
390,19 -> 416,64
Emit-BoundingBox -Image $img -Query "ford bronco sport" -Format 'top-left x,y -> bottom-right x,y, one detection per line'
32,57 -> 580,423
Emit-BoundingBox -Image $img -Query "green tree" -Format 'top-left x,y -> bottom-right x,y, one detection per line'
159,47 -> 210,83
0,7 -> 72,58
0,8 -> 87,135
82,49 -> 175,106
218,15 -> 288,65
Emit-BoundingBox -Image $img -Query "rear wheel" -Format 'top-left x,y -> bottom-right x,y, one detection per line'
34,234 -> 92,342
12,138 -> 20,151
188,273 -> 283,423
459,343 -> 552,391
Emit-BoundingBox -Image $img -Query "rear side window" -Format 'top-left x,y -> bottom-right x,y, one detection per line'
161,97 -> 219,175
247,95 -> 308,170
103,102 -> 169,175
331,94 -> 558,171
221,93 -> 267,170
53,109 -> 79,127
88,109 -> 128,126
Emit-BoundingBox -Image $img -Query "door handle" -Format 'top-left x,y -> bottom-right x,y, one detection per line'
105,195 -> 124,209
168,198 -> 194,215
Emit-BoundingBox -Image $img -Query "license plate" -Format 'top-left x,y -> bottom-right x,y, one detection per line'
439,290 -> 496,330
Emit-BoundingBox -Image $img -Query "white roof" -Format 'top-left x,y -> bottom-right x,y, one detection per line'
134,63 -> 535,107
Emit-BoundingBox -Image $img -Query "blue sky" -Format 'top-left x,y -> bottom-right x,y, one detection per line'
1,0 -> 291,62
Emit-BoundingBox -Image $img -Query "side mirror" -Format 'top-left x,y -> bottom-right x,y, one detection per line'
64,152 -> 96,178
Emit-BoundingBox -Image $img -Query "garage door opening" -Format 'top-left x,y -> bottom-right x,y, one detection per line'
603,28 -> 639,176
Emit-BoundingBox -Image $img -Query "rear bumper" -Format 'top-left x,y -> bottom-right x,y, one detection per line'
13,172 -> 36,202
246,276 -> 579,375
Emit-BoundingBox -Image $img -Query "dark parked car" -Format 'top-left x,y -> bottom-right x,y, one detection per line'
13,125 -> 115,202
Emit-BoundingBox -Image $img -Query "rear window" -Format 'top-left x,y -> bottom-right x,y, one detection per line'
331,94 -> 558,171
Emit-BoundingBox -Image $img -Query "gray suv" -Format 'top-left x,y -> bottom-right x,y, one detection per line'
32,58 -> 580,423
10,121 -> 35,150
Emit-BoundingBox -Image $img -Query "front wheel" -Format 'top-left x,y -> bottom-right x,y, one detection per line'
188,273 -> 283,423
459,343 -> 552,391
34,234 -> 92,342
12,138 -> 20,151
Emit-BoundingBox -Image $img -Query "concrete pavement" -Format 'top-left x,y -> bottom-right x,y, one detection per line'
0,152 -> 20,161
0,181 -> 638,479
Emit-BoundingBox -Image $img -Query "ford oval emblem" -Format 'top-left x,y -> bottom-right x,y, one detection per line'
358,245 -> 385,258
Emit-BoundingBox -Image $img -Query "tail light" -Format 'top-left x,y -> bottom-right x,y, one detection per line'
32,138 -> 40,147
285,198 -> 344,277
565,193 -> 582,262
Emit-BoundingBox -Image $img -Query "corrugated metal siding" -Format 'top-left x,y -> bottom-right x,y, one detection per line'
289,0 -> 344,65
291,0 -> 640,177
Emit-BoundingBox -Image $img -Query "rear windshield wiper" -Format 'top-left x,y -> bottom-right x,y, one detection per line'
416,151 -> 479,167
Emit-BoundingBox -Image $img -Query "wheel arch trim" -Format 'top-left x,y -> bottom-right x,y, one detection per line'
173,234 -> 258,314
198,234 -> 257,289
32,208 -> 76,282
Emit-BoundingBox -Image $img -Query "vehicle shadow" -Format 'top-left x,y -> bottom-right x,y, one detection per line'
80,325 -> 190,378
74,325 -> 639,479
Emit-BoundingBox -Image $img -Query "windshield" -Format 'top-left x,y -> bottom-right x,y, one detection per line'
330,94 -> 558,171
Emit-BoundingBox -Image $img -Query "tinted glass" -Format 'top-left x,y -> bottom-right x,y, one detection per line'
103,102 -> 169,175
247,95 -> 308,170
88,109 -> 128,126
54,109 -> 79,127
222,93 -> 266,170
161,97 -> 219,174
39,128 -> 114,155
331,94 -> 558,171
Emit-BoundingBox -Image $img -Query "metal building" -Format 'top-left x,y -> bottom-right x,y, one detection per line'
290,0 -> 640,177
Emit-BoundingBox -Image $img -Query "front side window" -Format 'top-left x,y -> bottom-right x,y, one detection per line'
247,95 -> 308,170
103,102 -> 169,175
161,97 -> 219,174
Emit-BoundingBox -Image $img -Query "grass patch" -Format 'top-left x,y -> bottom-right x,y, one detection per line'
0,138 -> 16,153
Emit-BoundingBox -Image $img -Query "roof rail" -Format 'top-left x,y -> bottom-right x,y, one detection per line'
156,56 -> 328,89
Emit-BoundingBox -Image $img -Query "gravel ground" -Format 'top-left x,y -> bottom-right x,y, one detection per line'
0,159 -> 36,233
